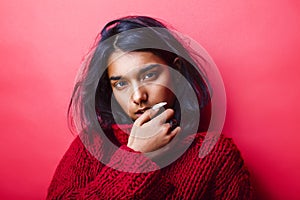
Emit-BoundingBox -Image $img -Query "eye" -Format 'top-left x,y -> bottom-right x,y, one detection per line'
142,72 -> 157,81
114,80 -> 128,89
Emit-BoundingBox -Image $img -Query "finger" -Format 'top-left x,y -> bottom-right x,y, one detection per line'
160,127 -> 180,153
161,123 -> 171,134
134,108 -> 160,126
158,127 -> 181,152
168,126 -> 181,140
155,109 -> 175,124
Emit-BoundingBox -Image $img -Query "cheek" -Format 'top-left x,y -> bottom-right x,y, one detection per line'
151,85 -> 175,104
158,75 -> 175,97
162,72 -> 175,90
113,92 -> 130,112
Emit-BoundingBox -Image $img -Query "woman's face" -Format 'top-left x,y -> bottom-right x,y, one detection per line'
107,51 -> 176,121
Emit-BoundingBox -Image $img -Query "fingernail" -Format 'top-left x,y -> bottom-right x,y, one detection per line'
151,102 -> 167,111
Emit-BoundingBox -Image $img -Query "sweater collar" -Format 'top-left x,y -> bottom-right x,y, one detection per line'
111,124 -> 133,145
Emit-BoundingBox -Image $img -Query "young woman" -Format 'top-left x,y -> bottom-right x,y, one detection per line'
47,16 -> 253,199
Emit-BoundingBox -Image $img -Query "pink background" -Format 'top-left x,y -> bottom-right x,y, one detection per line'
1,0 -> 299,199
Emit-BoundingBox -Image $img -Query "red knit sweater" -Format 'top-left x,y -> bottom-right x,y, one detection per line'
47,125 -> 253,199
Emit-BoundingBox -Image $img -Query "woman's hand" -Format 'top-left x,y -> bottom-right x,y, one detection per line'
127,108 -> 181,153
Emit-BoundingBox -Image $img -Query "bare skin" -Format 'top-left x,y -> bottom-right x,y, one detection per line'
107,51 -> 181,153
128,108 -> 180,153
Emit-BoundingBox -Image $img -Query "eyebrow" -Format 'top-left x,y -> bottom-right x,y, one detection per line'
109,64 -> 162,81
109,76 -> 122,81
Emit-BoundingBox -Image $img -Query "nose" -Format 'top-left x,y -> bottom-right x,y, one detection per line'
132,85 -> 148,105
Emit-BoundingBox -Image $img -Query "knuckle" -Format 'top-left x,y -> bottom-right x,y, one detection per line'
134,117 -> 142,125
145,108 -> 153,115
161,123 -> 171,132
166,108 -> 174,116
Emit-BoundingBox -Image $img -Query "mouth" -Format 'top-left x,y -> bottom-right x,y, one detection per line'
134,108 -> 149,116
134,102 -> 167,118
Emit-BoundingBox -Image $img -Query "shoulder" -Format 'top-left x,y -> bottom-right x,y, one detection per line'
193,132 -> 252,175
56,135 -> 89,166
61,135 -> 86,158
192,133 -> 253,198
57,133 -> 103,167
192,132 -> 242,159
185,132 -> 249,176
192,132 -> 251,182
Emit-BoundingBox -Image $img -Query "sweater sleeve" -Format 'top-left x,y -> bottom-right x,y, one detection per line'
210,138 -> 253,200
47,136 -> 174,200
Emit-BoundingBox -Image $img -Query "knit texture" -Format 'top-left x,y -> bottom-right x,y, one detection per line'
47,125 -> 253,199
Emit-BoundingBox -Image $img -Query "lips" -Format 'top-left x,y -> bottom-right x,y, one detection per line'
135,110 -> 144,115
135,108 -> 148,115
134,102 -> 167,117
134,107 -> 150,117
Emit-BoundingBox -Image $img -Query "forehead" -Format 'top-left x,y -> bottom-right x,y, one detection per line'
107,51 -> 167,77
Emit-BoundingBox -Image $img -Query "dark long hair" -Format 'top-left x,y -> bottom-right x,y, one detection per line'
68,16 -> 211,142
